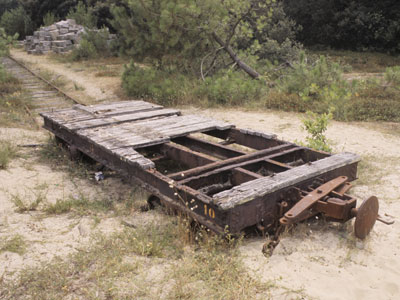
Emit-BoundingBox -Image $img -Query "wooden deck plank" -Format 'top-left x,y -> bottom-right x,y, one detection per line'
77,101 -> 163,117
41,100 -> 164,125
77,114 -> 233,150
65,108 -> 180,131
43,100 -> 233,169
110,147 -> 155,169
212,152 -> 361,210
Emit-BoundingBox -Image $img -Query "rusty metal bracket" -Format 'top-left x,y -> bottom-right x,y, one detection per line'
280,176 -> 348,225
278,176 -> 392,240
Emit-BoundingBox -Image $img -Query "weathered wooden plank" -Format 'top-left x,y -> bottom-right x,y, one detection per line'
65,108 -> 180,131
77,114 -> 233,150
212,152 -> 361,210
41,101 -> 164,125
77,101 -> 163,117
110,147 -> 155,169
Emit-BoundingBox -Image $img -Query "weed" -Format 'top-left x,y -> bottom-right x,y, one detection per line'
0,140 -> 18,169
384,66 -> 400,88
300,110 -> 333,152
0,221 -> 183,298
166,230 -> 267,299
0,216 -> 275,299
73,82 -> 85,91
45,194 -> 113,216
38,136 -> 93,179
0,235 -> 26,255
0,65 -> 20,96
38,70 -> 67,88
11,191 -> 45,213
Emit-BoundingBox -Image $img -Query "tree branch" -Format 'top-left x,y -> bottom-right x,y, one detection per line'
212,32 -> 260,79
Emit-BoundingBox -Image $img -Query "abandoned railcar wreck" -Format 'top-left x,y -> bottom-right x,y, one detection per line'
40,100 -> 381,239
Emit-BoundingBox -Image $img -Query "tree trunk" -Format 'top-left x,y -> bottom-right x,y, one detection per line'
212,32 -> 260,79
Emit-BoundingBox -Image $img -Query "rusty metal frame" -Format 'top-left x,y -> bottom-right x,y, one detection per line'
42,116 -> 359,235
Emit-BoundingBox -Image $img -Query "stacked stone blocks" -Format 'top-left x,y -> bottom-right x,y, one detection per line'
24,19 -> 85,55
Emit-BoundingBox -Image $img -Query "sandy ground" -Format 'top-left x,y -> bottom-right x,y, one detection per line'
184,108 -> 400,300
1,50 -> 399,299
0,128 -> 125,279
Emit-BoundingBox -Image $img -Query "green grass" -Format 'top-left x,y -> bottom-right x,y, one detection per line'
44,194 -> 113,216
0,235 -> 27,255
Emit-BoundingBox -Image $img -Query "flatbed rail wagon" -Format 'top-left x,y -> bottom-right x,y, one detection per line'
41,100 -> 384,239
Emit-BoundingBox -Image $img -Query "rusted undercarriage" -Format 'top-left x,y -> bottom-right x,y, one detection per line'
40,100 -> 389,241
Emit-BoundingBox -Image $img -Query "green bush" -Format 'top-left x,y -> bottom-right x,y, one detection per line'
0,6 -> 32,39
122,62 -> 267,106
301,110 -> 333,152
43,11 -> 57,26
196,70 -> 266,105
122,61 -> 189,105
70,39 -> 97,61
384,66 -> 400,88
277,53 -> 344,96
66,1 -> 97,28
274,53 -> 356,119
69,28 -> 116,61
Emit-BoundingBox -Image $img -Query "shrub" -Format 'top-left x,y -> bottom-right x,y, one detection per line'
122,61 -> 267,106
275,53 -> 355,119
66,1 -> 97,28
70,38 -> 97,60
196,70 -> 266,105
384,66 -> 400,88
301,110 -> 333,152
0,6 -> 32,39
122,61 -> 189,105
42,11 -> 57,26
277,53 -> 344,96
69,28 -> 116,61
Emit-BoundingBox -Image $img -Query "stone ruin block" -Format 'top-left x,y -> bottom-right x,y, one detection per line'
23,19 -> 116,55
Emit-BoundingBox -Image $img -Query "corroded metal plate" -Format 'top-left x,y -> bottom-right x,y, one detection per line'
354,196 -> 379,239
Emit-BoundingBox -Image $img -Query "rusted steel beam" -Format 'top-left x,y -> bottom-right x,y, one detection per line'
160,142 -> 262,183
172,135 -> 245,159
159,143 -> 215,168
169,144 -> 298,180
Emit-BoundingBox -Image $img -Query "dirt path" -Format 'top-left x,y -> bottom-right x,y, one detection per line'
1,51 -> 399,299
10,49 -> 122,104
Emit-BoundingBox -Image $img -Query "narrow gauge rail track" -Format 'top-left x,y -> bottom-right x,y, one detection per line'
1,55 -> 83,113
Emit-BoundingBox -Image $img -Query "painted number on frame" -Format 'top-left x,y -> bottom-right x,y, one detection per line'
204,204 -> 215,219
